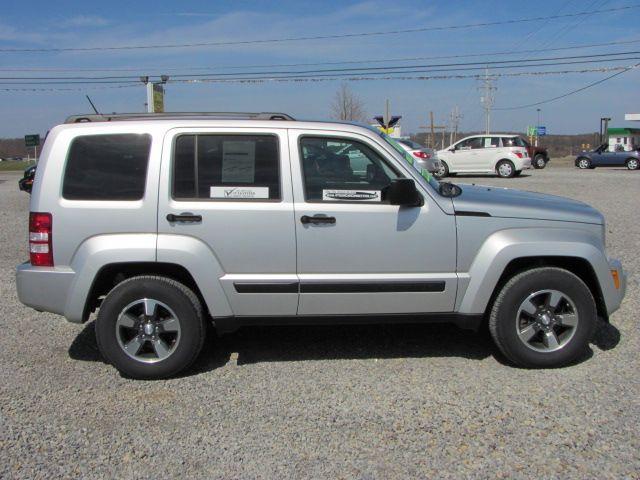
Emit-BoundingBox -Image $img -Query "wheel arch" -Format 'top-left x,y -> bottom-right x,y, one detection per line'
83,262 -> 210,322
456,228 -> 611,319
484,256 -> 607,321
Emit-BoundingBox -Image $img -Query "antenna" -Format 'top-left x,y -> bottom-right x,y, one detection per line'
478,68 -> 497,134
85,95 -> 100,115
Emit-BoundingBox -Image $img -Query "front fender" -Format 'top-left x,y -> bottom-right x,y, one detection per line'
456,227 -> 612,315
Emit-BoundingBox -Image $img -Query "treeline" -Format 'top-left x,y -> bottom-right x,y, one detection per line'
412,132 -> 603,157
1,132 -> 604,159
0,138 -> 33,158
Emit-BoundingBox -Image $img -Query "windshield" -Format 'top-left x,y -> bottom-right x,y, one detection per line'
375,130 -> 441,190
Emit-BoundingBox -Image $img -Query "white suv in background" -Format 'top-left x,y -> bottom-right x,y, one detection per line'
436,134 -> 532,178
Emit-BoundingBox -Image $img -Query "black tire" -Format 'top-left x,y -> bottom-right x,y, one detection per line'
626,158 -> 639,170
496,160 -> 516,178
95,276 -> 206,380
434,160 -> 449,179
489,267 -> 597,368
576,157 -> 592,169
533,154 -> 547,169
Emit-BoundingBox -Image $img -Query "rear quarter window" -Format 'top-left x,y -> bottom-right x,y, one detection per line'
62,133 -> 152,200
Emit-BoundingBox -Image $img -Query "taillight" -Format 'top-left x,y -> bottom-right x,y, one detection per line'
515,151 -> 524,158
413,151 -> 431,159
29,212 -> 53,267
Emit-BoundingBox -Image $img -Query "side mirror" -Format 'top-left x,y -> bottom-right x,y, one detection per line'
449,148 -> 455,153
386,178 -> 423,207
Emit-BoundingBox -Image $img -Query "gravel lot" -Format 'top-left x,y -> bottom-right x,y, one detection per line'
1,164 -> 638,479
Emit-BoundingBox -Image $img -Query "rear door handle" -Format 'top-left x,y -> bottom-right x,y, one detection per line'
300,215 -> 336,225
166,213 -> 202,223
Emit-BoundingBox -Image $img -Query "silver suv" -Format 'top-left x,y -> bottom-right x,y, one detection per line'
16,112 -> 627,379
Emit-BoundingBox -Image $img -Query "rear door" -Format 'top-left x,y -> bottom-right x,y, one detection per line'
288,129 -> 457,316
157,127 -> 298,317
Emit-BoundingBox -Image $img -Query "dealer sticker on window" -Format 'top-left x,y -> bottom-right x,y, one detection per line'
210,186 -> 269,199
322,189 -> 381,202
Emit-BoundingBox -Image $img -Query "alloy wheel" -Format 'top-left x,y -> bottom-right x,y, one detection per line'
515,289 -> 579,353
115,298 -> 181,363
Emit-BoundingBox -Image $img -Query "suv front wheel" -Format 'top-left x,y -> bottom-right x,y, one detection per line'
95,276 -> 206,379
489,267 -> 597,368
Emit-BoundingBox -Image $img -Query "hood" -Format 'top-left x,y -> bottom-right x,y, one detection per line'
452,184 -> 604,225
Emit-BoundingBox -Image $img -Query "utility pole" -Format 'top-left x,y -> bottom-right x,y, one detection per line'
479,68 -> 497,135
419,111 -> 446,148
140,75 -> 169,113
449,106 -> 462,146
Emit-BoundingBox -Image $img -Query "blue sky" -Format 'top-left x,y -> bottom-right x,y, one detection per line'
0,0 -> 638,138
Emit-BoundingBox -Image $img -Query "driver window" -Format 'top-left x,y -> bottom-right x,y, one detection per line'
300,136 -> 400,202
455,139 -> 472,150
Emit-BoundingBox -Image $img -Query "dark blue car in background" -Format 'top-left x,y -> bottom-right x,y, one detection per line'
576,143 -> 639,170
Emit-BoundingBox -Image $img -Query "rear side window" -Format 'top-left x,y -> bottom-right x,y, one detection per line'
173,134 -> 280,201
502,137 -> 526,147
63,134 -> 151,200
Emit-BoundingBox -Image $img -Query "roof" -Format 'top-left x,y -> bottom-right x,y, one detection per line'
607,127 -> 640,136
64,112 -> 295,123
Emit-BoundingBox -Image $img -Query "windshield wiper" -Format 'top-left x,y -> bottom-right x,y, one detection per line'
438,182 -> 462,198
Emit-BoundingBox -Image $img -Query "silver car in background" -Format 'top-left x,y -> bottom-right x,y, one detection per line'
396,138 -> 441,174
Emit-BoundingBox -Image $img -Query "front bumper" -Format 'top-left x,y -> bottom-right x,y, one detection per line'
605,258 -> 627,316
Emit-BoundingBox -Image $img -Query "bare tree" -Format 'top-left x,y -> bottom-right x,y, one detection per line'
330,83 -> 367,122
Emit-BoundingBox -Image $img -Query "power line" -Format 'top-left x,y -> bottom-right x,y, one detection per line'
495,63 -> 639,110
1,4 -> 638,53
0,65 -> 633,92
2,38 -> 638,73
1,51 -> 639,83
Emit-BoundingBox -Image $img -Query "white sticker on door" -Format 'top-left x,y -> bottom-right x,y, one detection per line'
221,141 -> 256,183
322,189 -> 381,202
210,186 -> 269,199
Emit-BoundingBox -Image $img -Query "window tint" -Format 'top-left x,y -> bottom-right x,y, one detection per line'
502,136 -> 526,147
483,137 -> 500,148
173,134 -> 280,200
63,134 -> 151,200
456,137 -> 483,150
300,136 -> 399,202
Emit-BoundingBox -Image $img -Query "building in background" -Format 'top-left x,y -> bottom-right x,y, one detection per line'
607,127 -> 640,152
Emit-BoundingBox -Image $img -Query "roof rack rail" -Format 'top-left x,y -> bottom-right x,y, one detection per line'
64,112 -> 295,124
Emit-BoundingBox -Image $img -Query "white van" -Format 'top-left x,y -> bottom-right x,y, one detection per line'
437,134 -> 532,178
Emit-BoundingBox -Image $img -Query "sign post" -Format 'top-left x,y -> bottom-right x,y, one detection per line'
25,134 -> 40,162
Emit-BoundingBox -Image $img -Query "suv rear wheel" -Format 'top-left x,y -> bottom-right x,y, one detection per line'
533,154 -> 547,169
489,267 -> 597,368
496,160 -> 515,178
95,276 -> 206,379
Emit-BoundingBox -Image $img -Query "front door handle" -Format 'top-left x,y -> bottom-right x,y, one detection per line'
300,215 -> 336,225
166,213 -> 202,223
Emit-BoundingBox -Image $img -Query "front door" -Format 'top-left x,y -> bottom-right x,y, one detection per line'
157,127 -> 298,317
288,130 -> 457,316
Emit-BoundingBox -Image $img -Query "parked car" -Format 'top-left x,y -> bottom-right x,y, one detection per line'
513,136 -> 550,169
16,112 -> 626,379
437,134 -> 532,178
575,144 -> 640,170
393,138 -> 442,176
18,164 -> 37,193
